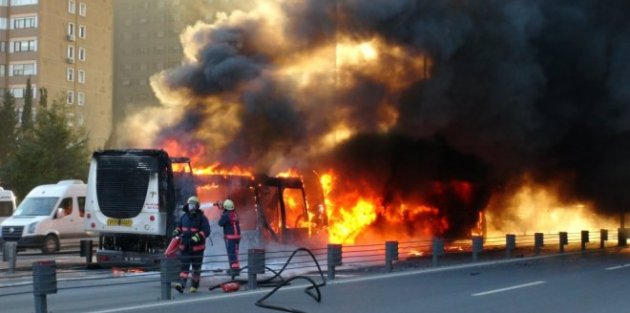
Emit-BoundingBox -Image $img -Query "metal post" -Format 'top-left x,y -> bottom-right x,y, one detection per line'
506,234 -> 516,258
618,228 -> 627,247
600,229 -> 608,249
581,230 -> 589,251
385,241 -> 398,272
247,249 -> 265,290
3,241 -> 17,273
472,236 -> 483,262
32,261 -> 57,313
432,238 -> 444,267
534,233 -> 544,255
559,232 -> 568,253
160,257 -> 179,300
327,244 -> 342,280
80,239 -> 93,264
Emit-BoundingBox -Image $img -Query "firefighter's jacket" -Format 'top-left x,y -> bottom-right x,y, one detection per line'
218,210 -> 241,240
176,211 -> 210,252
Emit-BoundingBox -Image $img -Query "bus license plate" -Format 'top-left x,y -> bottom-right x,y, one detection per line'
107,218 -> 133,227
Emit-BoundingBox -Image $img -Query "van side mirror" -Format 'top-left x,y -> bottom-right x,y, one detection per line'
56,208 -> 66,219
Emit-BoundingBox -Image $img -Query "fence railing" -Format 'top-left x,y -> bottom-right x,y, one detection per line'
1,227 -> 628,313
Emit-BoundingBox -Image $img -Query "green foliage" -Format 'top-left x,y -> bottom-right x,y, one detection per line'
0,91 -> 18,168
0,93 -> 89,199
21,77 -> 34,133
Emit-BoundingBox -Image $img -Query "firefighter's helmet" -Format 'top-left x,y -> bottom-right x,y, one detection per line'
223,199 -> 235,211
187,196 -> 200,205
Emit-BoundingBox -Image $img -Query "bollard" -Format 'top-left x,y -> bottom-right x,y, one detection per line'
581,230 -> 589,251
600,229 -> 608,249
33,260 -> 57,313
3,241 -> 17,273
432,238 -> 444,267
472,236 -> 483,262
385,241 -> 398,272
534,233 -> 544,255
618,228 -> 627,247
247,249 -> 265,290
506,234 -> 516,258
327,244 -> 342,280
80,239 -> 93,264
160,257 -> 180,300
559,232 -> 568,253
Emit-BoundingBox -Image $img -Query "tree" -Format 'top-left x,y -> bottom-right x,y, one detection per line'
0,95 -> 89,199
0,91 -> 17,171
20,77 -> 34,134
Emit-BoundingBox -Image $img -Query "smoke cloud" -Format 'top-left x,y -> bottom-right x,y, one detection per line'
135,0 -> 630,236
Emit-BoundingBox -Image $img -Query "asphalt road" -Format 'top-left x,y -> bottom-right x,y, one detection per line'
3,248 -> 630,313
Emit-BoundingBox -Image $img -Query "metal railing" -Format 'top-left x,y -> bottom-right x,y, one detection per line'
0,227 -> 627,313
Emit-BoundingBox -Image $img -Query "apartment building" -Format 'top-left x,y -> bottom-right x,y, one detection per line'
113,0 -> 249,146
0,0 -> 112,150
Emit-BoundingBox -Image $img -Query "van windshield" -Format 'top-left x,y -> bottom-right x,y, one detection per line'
14,197 -> 59,217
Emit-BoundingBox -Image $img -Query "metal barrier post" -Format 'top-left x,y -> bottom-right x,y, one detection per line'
32,260 -> 57,313
432,238 -> 444,267
327,244 -> 342,280
472,236 -> 483,262
534,233 -> 544,255
385,241 -> 398,272
581,230 -> 589,251
160,257 -> 180,300
247,249 -> 265,290
3,241 -> 17,273
618,228 -> 627,247
600,229 -> 608,249
506,234 -> 516,258
80,239 -> 93,264
559,232 -> 568,253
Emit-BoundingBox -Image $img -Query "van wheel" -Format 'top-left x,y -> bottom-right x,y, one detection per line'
42,235 -> 59,254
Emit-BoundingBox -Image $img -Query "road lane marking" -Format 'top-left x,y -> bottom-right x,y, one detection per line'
472,281 -> 545,296
605,264 -> 630,271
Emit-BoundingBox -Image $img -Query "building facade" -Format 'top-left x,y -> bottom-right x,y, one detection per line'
0,0 -> 112,150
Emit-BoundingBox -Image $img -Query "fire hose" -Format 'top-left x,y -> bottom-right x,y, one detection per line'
208,247 -> 326,313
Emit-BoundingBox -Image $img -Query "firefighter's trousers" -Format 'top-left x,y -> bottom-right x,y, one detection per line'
224,238 -> 240,270
179,250 -> 204,288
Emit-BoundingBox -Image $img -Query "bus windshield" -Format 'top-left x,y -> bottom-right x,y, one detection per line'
14,197 -> 59,217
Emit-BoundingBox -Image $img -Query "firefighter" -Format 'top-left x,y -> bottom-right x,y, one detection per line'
172,196 -> 210,293
218,199 -> 241,276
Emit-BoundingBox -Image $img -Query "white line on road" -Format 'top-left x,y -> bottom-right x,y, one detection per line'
472,281 -> 546,296
605,264 -> 630,271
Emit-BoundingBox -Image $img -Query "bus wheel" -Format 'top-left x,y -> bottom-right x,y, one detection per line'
42,235 -> 60,254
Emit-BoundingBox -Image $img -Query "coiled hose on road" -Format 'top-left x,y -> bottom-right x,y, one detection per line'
208,247 -> 326,313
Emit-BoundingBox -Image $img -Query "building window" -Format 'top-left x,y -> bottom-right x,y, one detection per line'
78,70 -> 85,84
10,62 -> 37,76
77,92 -> 84,105
68,0 -> 75,13
10,39 -> 37,53
67,22 -> 75,36
79,25 -> 86,38
67,68 -> 74,81
0,65 -> 4,77
67,45 -> 75,60
11,0 -> 37,6
79,2 -> 86,16
67,90 -> 74,104
10,84 -> 37,99
11,16 -> 37,29
78,47 -> 85,61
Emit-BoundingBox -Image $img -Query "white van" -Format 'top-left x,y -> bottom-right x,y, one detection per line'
0,180 -> 87,253
0,187 -> 17,224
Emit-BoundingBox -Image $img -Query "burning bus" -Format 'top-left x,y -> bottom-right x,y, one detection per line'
196,173 -> 326,250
